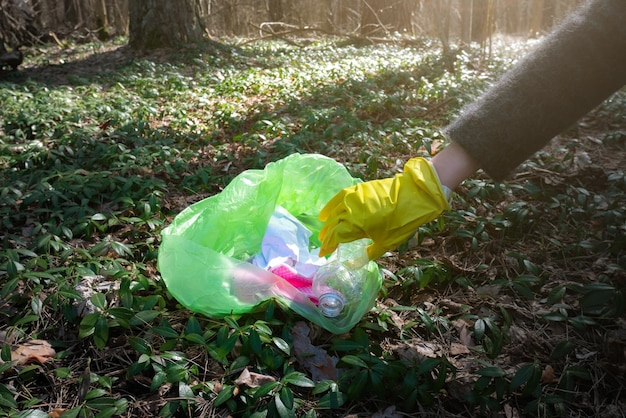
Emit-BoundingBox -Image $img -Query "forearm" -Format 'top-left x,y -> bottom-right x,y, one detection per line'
443,0 -> 626,181
430,141 -> 479,191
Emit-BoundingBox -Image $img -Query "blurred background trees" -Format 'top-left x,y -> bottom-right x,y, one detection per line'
0,0 -> 584,51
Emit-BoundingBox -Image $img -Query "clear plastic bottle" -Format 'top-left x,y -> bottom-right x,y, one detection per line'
313,239 -> 370,317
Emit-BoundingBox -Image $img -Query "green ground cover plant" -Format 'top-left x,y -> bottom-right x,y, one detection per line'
0,37 -> 624,417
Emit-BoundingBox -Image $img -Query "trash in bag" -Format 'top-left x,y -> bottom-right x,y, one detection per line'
158,153 -> 382,334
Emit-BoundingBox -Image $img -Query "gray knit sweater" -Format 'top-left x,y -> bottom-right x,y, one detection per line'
443,0 -> 626,181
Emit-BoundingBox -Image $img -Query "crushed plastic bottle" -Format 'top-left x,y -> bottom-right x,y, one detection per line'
312,239 -> 370,317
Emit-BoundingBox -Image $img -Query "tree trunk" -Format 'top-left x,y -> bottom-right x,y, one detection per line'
529,0 -> 545,36
323,0 -> 336,32
360,0 -> 387,36
96,0 -> 110,40
432,0 -> 451,52
63,0 -> 80,29
267,0 -> 283,21
502,0 -> 521,35
470,0 -> 490,43
360,0 -> 412,36
324,0 -> 353,34
129,0 -> 206,49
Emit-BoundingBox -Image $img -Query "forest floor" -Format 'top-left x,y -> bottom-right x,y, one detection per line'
0,37 -> 625,417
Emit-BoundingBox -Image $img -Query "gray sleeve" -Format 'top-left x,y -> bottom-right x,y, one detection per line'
442,0 -> 626,181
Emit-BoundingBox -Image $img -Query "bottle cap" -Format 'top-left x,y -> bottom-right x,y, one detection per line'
318,293 -> 344,317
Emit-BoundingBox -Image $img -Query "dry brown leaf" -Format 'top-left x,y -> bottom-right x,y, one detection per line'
372,405 -> 403,418
504,403 -> 521,418
11,339 -> 55,365
410,340 -> 439,359
378,299 -> 405,329
449,342 -> 470,356
541,364 -> 558,384
49,408 -> 67,418
292,321 -> 340,382
74,275 -> 119,317
453,319 -> 474,347
234,367 -> 276,388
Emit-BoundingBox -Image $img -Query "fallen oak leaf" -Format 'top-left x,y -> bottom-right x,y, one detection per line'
453,319 -> 474,347
541,364 -> 558,384
449,342 -> 470,356
11,339 -> 56,365
292,321 -> 340,382
234,367 -> 276,388
49,409 -> 67,418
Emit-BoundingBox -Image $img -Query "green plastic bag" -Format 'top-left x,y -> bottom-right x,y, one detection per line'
158,153 -> 382,334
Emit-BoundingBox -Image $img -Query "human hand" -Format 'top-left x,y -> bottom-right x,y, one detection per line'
318,157 -> 451,260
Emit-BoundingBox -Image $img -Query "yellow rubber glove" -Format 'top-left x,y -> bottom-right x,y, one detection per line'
318,157 -> 451,260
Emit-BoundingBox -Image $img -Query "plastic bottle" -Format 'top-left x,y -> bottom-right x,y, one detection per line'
313,239 -> 370,317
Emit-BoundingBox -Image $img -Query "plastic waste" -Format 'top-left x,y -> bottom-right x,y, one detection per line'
312,239 -> 370,317
158,153 -> 382,334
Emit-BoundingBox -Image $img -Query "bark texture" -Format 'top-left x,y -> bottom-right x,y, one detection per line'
129,0 -> 205,49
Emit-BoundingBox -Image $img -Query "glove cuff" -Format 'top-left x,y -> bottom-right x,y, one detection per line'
423,158 -> 452,200
440,184 -> 453,201
404,157 -> 452,210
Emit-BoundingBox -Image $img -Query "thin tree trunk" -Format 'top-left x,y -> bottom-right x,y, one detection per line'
267,0 -> 283,21
529,0 -> 545,36
96,0 -> 110,40
432,0 -> 451,52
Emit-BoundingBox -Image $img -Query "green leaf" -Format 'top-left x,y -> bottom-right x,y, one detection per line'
158,400 -> 179,418
254,381 -> 280,398
165,364 -> 188,383
476,366 -> 506,378
85,396 -> 117,410
551,340 -> 573,359
151,371 -> 167,392
568,315 -> 596,329
543,312 -> 567,322
317,390 -> 346,409
510,363 -> 537,391
563,366 -> 591,380
56,407 -> 81,418
13,315 -> 39,326
85,388 -> 108,399
55,367 -> 72,378
94,315 -> 109,349
279,386 -> 295,411
90,293 -> 107,310
128,336 -> 151,355
282,372 -> 314,388
119,279 -> 134,308
275,389 -> 295,418
178,383 -> 194,399
224,316 -> 239,330
214,385 -> 234,406
248,329 -> 262,354
340,355 -> 367,368
1,344 -> 11,362
184,332 -> 207,346
346,369 -> 368,398
153,325 -> 180,339
547,286 -> 566,304
91,213 -> 108,221
417,357 -> 441,375
272,337 -> 291,355
79,312 -> 100,339
474,318 -> 486,340
108,307 -> 134,321
0,384 -> 18,408
186,316 -> 202,335
130,309 -> 160,326
14,410 -> 50,418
